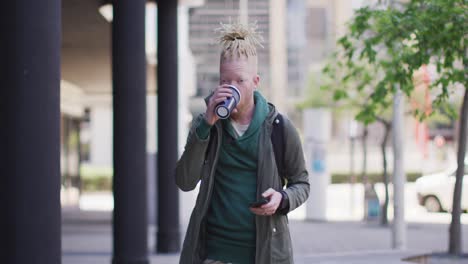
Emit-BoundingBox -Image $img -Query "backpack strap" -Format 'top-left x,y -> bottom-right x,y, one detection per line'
271,113 -> 286,187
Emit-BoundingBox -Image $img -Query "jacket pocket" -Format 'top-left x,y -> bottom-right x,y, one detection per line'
270,218 -> 293,263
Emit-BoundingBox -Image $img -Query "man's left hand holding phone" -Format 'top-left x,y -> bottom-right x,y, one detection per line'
249,188 -> 282,216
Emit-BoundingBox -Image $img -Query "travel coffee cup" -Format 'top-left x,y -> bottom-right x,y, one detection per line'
215,85 -> 241,119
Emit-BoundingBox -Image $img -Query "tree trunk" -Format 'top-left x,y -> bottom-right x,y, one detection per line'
362,126 -> 369,185
350,137 -> 356,216
448,88 -> 468,255
380,121 -> 391,226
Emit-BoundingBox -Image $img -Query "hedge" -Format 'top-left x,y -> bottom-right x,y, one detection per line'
79,170 -> 422,192
330,172 -> 422,184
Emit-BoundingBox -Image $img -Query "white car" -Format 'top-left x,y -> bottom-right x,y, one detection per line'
415,165 -> 468,212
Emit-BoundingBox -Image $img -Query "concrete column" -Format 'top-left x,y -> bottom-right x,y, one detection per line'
111,0 -> 148,263
304,108 -> 332,221
0,0 -> 61,263
156,0 -> 181,253
269,0 -> 287,112
239,0 -> 248,25
178,6 -> 195,156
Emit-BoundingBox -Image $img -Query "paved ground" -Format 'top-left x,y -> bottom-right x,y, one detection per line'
62,210 -> 468,264
62,183 -> 468,263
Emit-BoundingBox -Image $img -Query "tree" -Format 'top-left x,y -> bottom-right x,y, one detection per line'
321,0 -> 466,254
377,117 -> 392,226
319,54 -> 397,225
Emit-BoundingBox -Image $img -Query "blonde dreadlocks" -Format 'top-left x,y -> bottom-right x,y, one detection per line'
216,21 -> 264,61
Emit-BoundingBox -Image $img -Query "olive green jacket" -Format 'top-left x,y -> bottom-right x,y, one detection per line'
175,104 -> 310,264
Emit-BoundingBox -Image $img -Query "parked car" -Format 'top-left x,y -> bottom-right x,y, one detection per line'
415,165 -> 468,212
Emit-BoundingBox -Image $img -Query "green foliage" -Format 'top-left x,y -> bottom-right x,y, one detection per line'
321,0 -> 467,124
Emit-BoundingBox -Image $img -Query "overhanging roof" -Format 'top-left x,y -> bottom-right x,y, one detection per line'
62,0 -> 112,94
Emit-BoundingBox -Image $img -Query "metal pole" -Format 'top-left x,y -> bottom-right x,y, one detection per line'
1,0 -> 61,263
157,0 -> 181,253
392,86 -> 406,249
388,0 -> 406,250
112,0 -> 148,263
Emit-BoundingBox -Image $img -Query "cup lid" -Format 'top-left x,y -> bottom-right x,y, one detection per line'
227,85 -> 241,102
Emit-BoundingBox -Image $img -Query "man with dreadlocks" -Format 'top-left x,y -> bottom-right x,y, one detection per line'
175,21 -> 309,264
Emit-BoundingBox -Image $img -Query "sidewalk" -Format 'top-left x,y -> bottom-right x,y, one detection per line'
62,209 -> 468,264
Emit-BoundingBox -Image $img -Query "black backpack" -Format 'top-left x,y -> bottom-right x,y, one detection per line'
271,113 -> 286,187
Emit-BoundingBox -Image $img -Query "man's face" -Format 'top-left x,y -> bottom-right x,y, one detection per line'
219,56 -> 260,111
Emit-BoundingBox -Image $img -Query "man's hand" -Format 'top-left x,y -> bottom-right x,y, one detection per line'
205,85 -> 238,125
250,188 -> 282,216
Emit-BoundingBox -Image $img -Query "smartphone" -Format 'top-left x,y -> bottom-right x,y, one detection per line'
249,197 -> 269,208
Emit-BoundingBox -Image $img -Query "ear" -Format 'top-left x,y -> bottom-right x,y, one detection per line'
253,74 -> 260,88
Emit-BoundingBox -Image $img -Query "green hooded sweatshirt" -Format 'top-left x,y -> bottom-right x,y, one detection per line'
196,91 -> 269,264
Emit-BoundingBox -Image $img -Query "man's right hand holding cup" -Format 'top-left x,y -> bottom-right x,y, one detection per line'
205,85 -> 239,125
